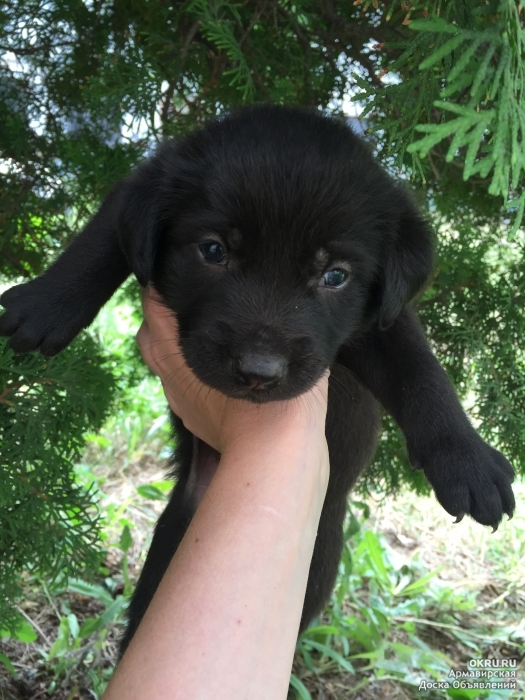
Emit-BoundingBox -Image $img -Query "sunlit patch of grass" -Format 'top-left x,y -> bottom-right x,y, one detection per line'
3,468 -> 524,699
290,483 -> 525,699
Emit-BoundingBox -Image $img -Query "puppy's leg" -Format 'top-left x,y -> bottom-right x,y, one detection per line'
339,307 -> 515,530
120,414 -> 221,656
0,183 -> 130,356
300,366 -> 380,631
0,152 -> 168,356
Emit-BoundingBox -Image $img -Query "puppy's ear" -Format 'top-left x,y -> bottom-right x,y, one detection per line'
117,157 -> 167,286
378,204 -> 434,330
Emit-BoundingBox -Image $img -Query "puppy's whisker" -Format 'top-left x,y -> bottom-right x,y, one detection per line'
155,351 -> 186,362
143,337 -> 182,346
163,364 -> 194,386
181,376 -> 200,402
328,372 -> 355,405
195,380 -> 210,404
308,389 -> 322,422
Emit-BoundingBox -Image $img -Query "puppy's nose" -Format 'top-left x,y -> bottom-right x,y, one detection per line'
234,353 -> 287,390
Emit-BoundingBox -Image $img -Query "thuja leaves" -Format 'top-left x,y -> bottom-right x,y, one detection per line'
406,2 -> 525,234
188,0 -> 256,100
0,333 -> 116,632
351,1 -> 524,233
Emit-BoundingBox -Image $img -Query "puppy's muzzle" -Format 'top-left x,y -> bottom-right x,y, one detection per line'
233,353 -> 288,391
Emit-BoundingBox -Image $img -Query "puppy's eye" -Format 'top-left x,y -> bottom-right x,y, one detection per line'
199,240 -> 227,265
320,268 -> 349,289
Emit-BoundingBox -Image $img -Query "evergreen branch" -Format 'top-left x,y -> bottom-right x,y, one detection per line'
188,0 -> 256,99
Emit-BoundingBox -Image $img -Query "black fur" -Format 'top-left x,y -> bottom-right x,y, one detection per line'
0,106 -> 515,656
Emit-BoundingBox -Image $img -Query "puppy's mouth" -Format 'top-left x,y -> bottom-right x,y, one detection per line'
191,368 -> 324,405
196,358 -> 323,404
224,385 -> 286,403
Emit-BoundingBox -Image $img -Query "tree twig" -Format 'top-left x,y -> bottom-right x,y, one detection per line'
15,606 -> 52,646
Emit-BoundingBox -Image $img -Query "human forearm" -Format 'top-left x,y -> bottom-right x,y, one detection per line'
104,414 -> 329,700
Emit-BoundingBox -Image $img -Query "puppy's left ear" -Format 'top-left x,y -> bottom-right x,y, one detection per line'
378,201 -> 434,330
117,157 -> 168,287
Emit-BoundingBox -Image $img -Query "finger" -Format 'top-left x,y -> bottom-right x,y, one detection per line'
315,369 -> 331,401
142,289 -> 180,342
136,320 -> 156,372
141,286 -> 162,328
136,318 -> 149,347
141,285 -> 164,324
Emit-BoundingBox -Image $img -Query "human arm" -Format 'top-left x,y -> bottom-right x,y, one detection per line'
103,288 -> 330,700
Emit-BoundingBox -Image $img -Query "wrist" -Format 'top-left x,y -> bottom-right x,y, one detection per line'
218,406 -> 330,506
221,393 -> 327,445
222,417 -> 327,461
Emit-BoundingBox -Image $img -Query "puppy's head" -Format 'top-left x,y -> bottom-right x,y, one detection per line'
117,106 -> 434,402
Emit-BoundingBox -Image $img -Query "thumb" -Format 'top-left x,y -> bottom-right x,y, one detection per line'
136,320 -> 155,371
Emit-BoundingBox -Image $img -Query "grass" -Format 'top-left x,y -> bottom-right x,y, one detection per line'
291,484 -> 525,699
1,425 -> 523,699
1,297 -> 524,699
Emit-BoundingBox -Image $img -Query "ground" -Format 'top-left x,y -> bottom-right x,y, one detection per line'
1,394 -> 524,699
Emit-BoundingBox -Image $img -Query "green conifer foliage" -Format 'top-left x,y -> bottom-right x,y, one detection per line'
0,0 -> 523,630
0,335 -> 115,631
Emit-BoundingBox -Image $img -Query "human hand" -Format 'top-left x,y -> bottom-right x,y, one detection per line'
109,288 -> 331,700
136,286 -> 330,457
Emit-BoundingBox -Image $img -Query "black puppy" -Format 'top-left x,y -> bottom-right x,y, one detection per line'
0,106 -> 515,655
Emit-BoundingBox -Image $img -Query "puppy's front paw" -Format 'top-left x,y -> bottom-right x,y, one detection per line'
0,280 -> 77,356
412,435 -> 515,531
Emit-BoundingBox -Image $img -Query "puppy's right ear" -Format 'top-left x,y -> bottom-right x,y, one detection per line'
117,158 -> 167,287
377,199 -> 435,330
